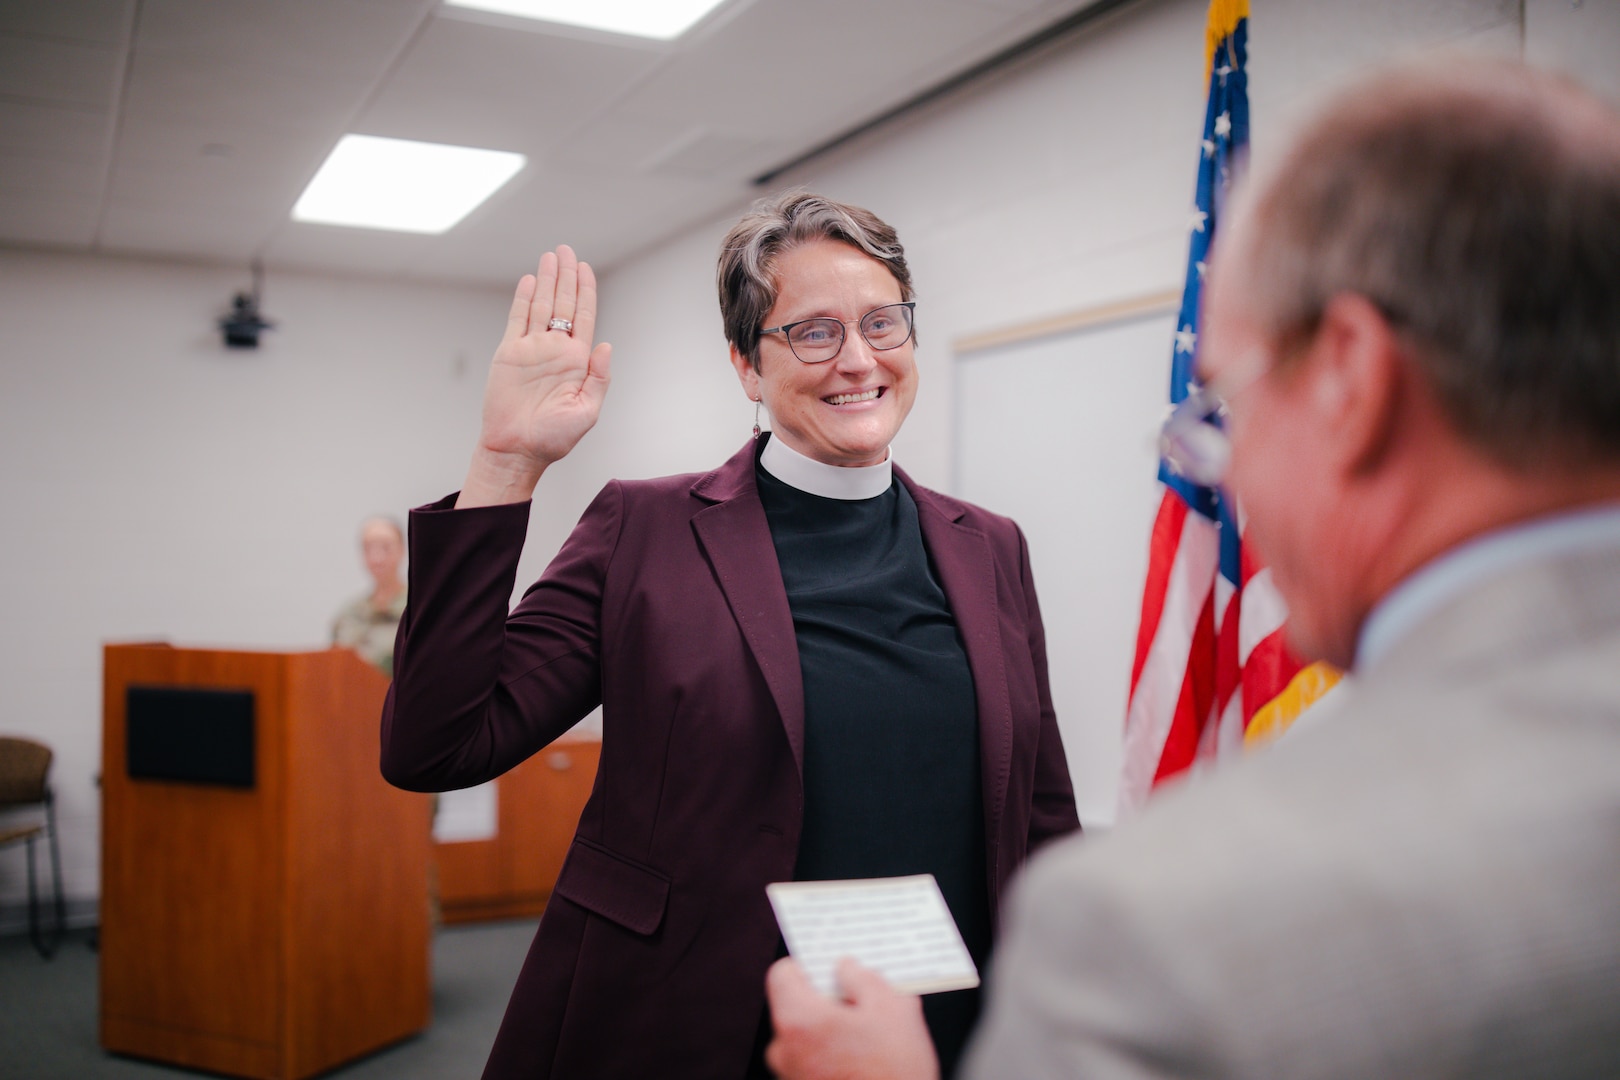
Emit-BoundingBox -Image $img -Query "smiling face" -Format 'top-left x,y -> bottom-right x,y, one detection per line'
730,238 -> 917,467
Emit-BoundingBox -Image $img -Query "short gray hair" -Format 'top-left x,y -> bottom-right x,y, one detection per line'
1240,58 -> 1620,467
717,191 -> 914,370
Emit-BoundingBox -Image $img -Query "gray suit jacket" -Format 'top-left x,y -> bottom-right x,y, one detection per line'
966,540 -> 1620,1079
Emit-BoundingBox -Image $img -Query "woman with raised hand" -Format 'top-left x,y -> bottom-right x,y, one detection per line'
381,192 -> 1079,1079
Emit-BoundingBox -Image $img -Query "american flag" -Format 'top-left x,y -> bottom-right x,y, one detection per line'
1118,0 -> 1340,817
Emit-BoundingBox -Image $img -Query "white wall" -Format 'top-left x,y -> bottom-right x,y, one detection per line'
4,0 -> 1618,916
586,0 -> 1607,826
0,251 -> 510,919
957,313 -> 1179,826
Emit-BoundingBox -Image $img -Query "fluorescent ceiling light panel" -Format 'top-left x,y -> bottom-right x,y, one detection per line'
292,135 -> 525,234
445,0 -> 729,40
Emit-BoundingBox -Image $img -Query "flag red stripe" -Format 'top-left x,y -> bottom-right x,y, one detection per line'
1128,492 -> 1189,696
1213,584 -> 1242,717
1153,585 -> 1217,783
1241,627 -> 1305,721
1240,532 -> 1265,587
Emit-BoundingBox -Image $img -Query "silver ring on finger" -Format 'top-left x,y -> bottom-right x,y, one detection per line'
547,317 -> 574,334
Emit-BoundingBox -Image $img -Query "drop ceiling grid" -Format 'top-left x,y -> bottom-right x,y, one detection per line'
98,0 -> 439,258
0,0 -> 1110,283
0,0 -> 134,246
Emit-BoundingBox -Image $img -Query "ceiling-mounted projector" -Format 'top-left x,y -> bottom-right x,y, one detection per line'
219,262 -> 275,349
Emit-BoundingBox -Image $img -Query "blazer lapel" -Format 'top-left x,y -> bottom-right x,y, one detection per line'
902,469 -> 1015,855
691,440 -> 806,777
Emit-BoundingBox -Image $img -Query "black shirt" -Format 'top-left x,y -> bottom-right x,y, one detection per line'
756,459 -> 988,1077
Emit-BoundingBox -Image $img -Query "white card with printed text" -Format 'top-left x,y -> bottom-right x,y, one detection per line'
767,874 -> 979,997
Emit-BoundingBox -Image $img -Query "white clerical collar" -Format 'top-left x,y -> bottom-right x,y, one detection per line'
1355,501 -> 1620,672
759,434 -> 893,500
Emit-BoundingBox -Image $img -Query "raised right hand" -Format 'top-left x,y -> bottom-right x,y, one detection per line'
458,245 -> 613,508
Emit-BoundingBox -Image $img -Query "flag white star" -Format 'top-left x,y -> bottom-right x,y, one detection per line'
1201,138 -> 1215,158
1214,112 -> 1232,138
1175,326 -> 1197,354
1196,260 -> 1208,281
1189,208 -> 1208,233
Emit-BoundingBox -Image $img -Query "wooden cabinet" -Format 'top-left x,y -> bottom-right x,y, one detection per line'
101,644 -> 432,1080
434,735 -> 600,924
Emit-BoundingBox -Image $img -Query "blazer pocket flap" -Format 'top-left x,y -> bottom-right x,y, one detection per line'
553,837 -> 671,936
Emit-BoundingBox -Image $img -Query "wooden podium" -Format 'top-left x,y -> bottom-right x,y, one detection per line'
101,644 -> 431,1080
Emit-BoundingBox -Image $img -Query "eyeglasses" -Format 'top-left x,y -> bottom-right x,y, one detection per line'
1157,350 -> 1269,487
759,302 -> 916,364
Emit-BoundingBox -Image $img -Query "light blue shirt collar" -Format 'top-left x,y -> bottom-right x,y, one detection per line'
759,435 -> 893,501
1355,501 -> 1620,672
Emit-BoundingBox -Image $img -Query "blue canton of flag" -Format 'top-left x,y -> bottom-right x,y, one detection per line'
1162,14 -> 1248,568
1123,2 -> 1341,817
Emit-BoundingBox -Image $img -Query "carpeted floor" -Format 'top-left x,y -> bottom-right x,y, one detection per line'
0,919 -> 536,1079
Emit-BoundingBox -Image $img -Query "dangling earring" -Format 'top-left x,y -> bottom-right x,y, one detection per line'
752,397 -> 762,440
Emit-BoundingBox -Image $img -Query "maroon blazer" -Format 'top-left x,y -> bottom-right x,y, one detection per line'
381,437 -> 1079,1079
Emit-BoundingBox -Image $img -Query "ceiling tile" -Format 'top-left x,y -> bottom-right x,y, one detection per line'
0,188 -> 100,245
601,0 -> 1013,136
0,99 -> 110,160
122,45 -> 381,131
0,0 -> 131,44
563,113 -> 681,170
92,0 -> 441,257
640,128 -> 785,178
356,13 -> 668,152
96,196 -> 278,260
0,35 -> 123,107
0,0 -> 1109,285
133,0 -> 432,60
99,132 -> 328,251
0,150 -> 106,196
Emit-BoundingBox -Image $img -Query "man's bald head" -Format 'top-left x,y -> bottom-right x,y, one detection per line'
1199,59 -> 1620,667
1225,58 -> 1620,470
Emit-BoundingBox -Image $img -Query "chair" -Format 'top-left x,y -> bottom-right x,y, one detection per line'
0,737 -> 65,957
